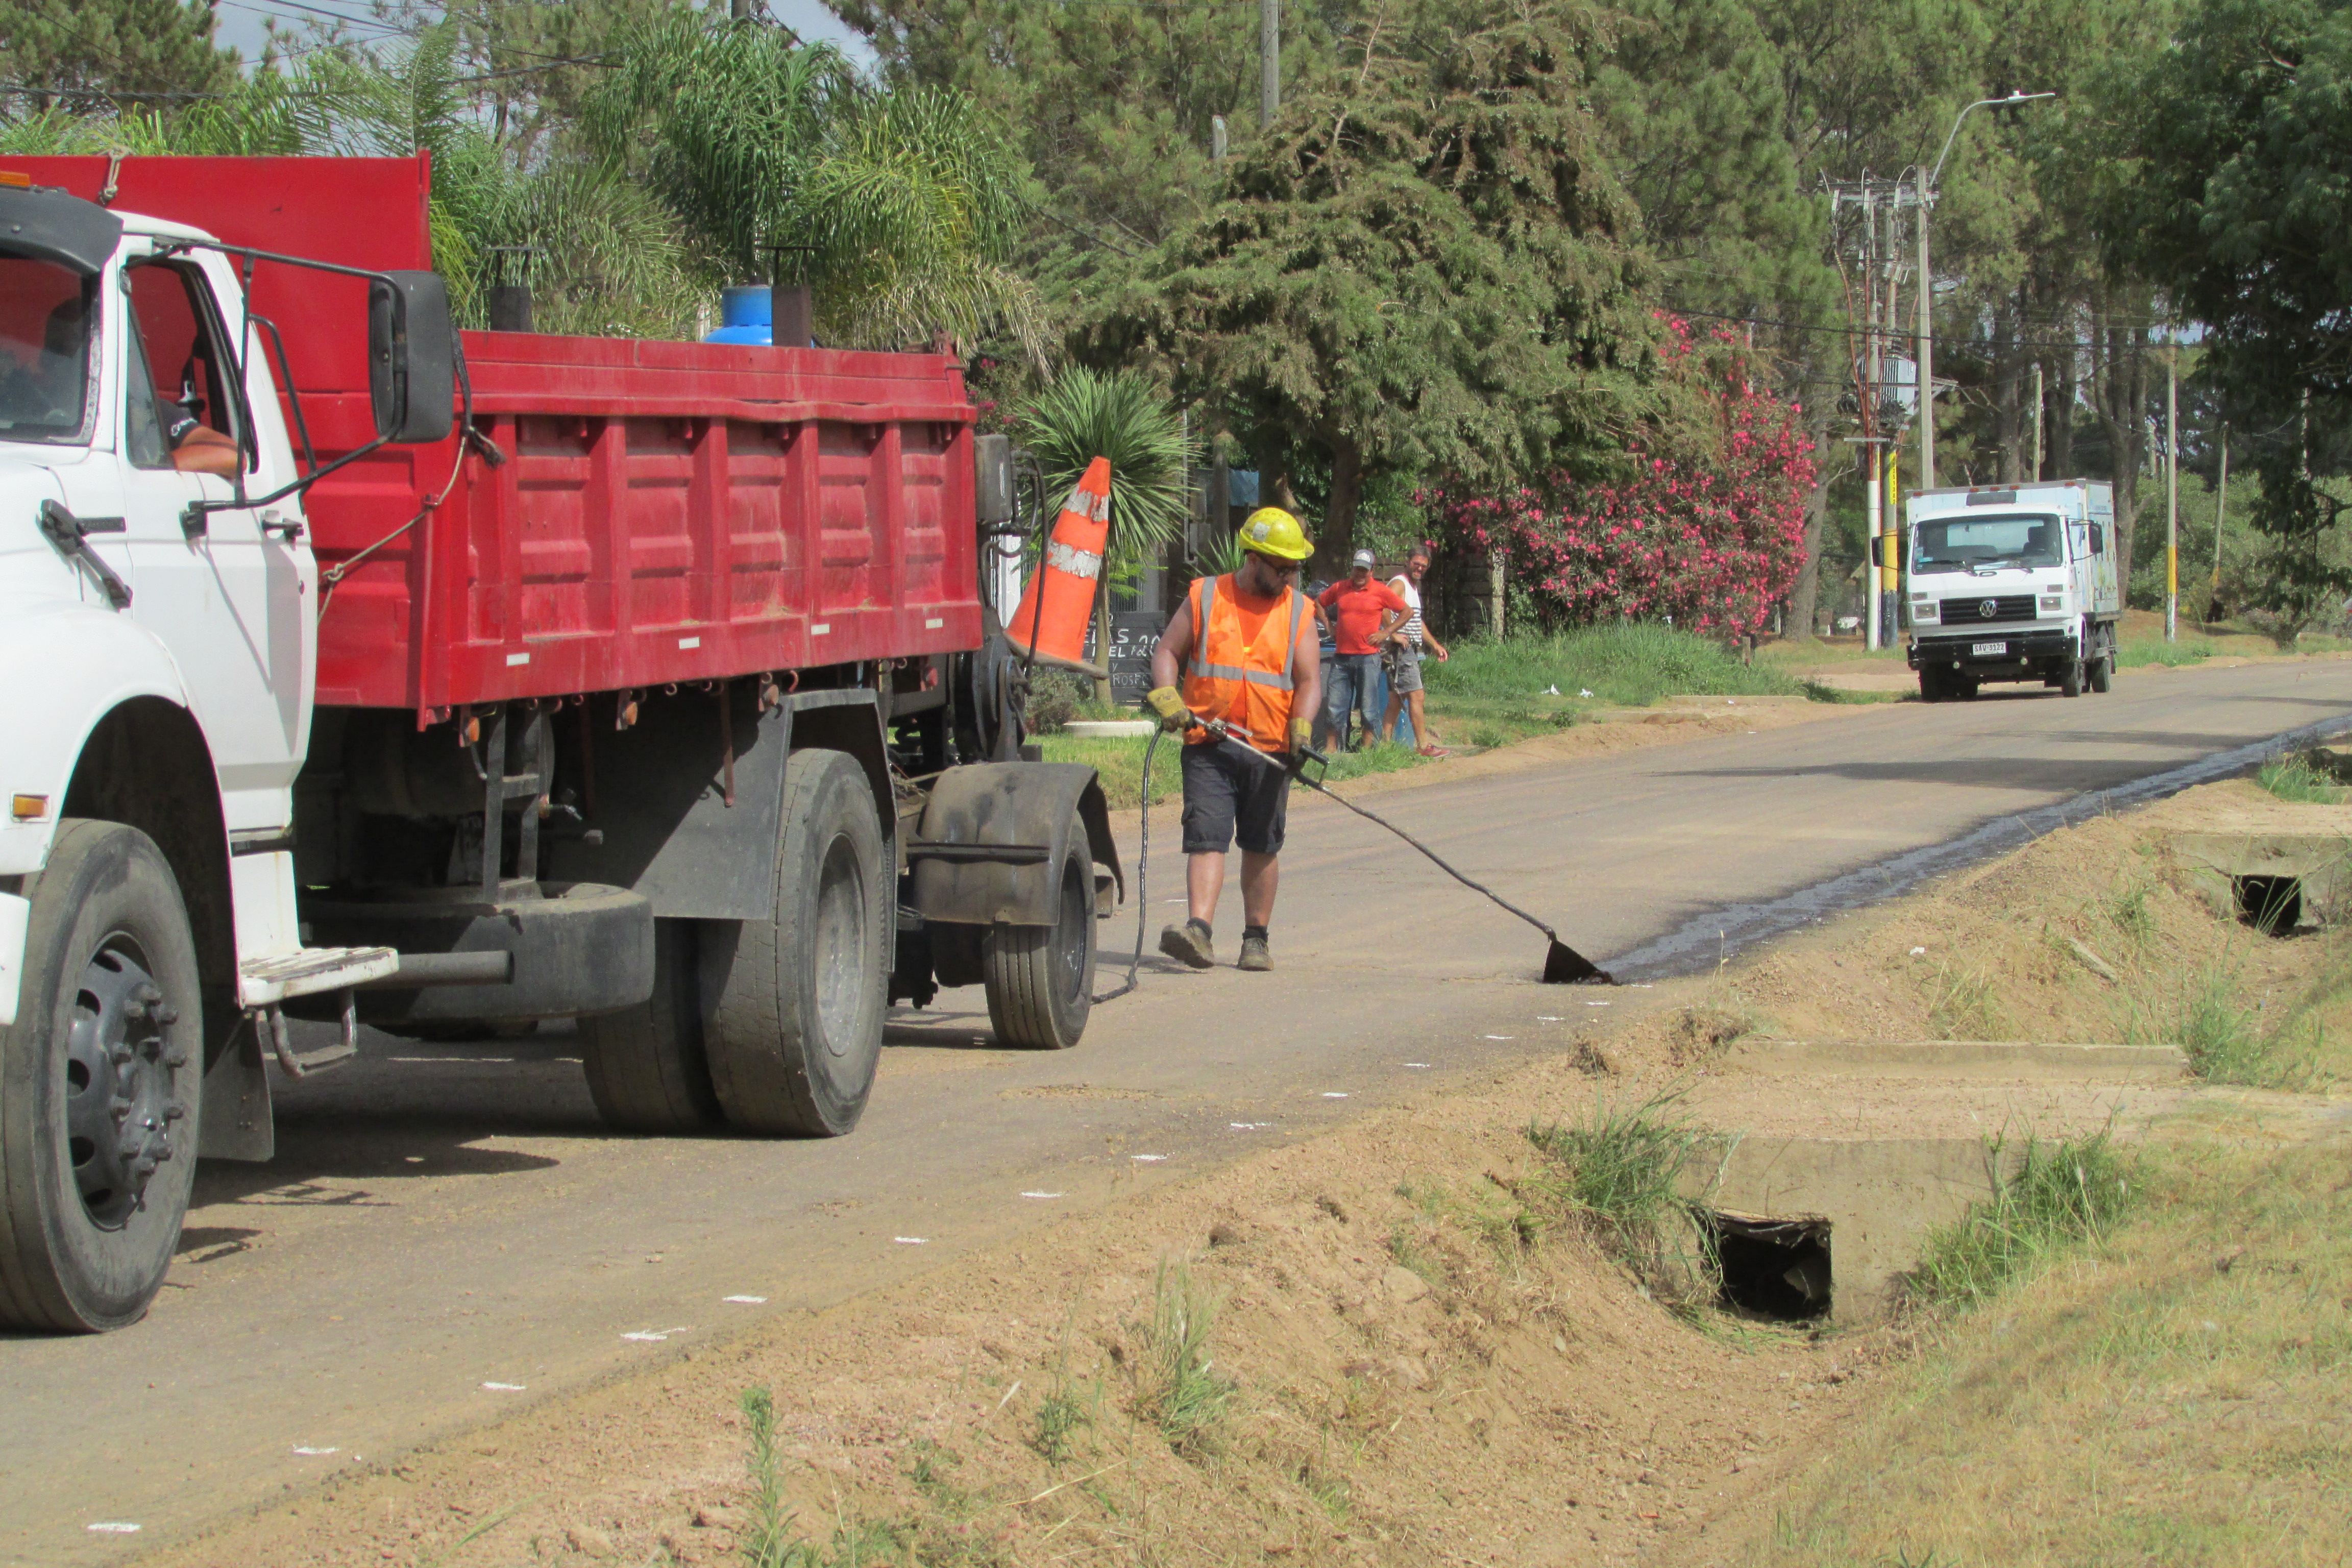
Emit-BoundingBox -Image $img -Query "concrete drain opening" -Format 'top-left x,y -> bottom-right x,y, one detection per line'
2234,874 -> 2304,936
1706,1213 -> 1832,1321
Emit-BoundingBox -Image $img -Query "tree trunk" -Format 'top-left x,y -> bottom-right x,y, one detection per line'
1995,293 -> 2023,482
1784,406 -> 1837,641
2052,334 -> 2077,480
2092,298 -> 2148,587
1312,436 -> 1365,580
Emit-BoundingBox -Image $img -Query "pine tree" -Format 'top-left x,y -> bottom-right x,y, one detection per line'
0,0 -> 239,108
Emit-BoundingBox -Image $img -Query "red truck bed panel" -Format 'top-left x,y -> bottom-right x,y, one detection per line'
1,153 -> 983,715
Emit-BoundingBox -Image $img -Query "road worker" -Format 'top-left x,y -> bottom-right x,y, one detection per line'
1144,506 -> 1323,972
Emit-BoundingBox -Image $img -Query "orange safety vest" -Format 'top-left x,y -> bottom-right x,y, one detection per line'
1181,573 -> 1309,753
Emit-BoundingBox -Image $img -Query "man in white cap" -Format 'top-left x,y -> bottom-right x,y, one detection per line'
1316,549 -> 1408,750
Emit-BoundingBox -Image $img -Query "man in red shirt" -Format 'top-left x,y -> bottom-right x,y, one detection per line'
1317,550 -> 1408,750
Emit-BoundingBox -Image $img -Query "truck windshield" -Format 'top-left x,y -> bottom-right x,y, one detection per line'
0,253 -> 98,444
1913,512 -> 2064,573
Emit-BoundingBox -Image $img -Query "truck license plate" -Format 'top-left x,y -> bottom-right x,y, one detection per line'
1971,641 -> 2006,656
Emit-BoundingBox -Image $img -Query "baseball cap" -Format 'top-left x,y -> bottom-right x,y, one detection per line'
1351,549 -> 1376,569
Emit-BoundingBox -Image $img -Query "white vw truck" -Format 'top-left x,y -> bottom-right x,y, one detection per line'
1902,480 -> 2122,702
0,176 -> 453,1332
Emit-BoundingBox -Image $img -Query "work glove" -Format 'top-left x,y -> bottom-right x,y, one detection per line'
1146,685 -> 1190,732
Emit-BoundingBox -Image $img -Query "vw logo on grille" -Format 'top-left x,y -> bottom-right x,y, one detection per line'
1979,598 -> 1997,619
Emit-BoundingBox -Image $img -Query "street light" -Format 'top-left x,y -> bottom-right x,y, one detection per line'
1916,91 -> 2055,491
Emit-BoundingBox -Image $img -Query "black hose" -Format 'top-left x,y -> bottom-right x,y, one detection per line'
1092,724 -> 1164,1003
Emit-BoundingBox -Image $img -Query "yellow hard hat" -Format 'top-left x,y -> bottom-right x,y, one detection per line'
1238,506 -> 1312,561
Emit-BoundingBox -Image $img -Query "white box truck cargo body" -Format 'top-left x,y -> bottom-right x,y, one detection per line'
1903,479 -> 2122,702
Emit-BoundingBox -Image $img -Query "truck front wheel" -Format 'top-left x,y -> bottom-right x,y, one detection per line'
702,748 -> 888,1136
982,824 -> 1097,1050
0,821 -> 203,1333
578,918 -> 724,1134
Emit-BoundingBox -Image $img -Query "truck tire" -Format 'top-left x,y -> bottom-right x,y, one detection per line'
2061,658 -> 2085,698
578,918 -> 723,1134
982,826 -> 1097,1050
2089,626 -> 2114,693
702,748 -> 888,1136
0,821 -> 203,1333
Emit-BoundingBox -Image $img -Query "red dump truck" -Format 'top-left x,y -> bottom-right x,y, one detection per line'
0,155 -> 1115,1332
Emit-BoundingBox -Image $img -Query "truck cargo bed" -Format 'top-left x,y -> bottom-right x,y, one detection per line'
314,332 -> 982,713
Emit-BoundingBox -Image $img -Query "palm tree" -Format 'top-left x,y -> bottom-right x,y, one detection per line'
1016,368 -> 1195,700
589,13 -> 1044,360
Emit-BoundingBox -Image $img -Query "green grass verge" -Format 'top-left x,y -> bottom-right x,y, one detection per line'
2258,752 -> 2351,804
1903,1129 -> 2136,1312
1526,1090 -> 1713,1300
1429,624 -> 1804,708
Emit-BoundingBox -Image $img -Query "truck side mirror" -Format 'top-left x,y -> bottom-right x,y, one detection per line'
369,271 -> 456,444
2089,523 -> 2105,555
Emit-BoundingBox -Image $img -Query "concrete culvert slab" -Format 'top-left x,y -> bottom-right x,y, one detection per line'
2234,873 -> 2304,936
1707,1212 -> 1832,1320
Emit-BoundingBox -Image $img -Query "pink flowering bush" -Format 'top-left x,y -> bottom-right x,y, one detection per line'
1422,318 -> 1816,636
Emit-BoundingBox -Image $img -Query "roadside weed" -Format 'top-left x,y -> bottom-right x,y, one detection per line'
1924,960 -> 2006,1039
1526,1090 -> 1712,1298
2257,752 -> 2348,804
2117,958 -> 2313,1086
1905,1129 -> 2134,1311
1130,1262 -> 1232,1455
739,1387 -> 810,1568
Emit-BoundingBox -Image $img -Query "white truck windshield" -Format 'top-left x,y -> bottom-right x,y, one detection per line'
1913,511 -> 2064,573
0,253 -> 97,443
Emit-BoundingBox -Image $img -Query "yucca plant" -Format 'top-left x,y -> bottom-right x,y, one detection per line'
1016,369 -> 1195,698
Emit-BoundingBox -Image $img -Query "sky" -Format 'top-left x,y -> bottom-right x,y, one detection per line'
207,0 -> 879,72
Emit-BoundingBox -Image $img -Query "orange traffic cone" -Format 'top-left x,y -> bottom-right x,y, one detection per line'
1004,456 -> 1113,677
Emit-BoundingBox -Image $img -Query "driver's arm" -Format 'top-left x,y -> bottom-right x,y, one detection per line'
169,421 -> 240,479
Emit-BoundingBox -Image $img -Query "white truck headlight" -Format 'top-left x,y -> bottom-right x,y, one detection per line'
2040,595 -> 2064,611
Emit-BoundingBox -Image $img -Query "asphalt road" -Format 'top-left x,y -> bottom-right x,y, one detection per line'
9,657 -> 2352,1565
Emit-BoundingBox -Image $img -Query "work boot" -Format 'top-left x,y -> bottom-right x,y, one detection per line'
1159,918 -> 1215,970
1237,929 -> 1272,971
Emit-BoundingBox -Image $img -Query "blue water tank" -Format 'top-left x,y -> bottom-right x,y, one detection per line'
704,285 -> 772,346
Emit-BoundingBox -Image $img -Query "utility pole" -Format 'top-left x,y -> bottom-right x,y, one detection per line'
2165,342 -> 2179,644
1916,166 -> 1932,492
1260,0 -> 1280,129
1863,182 -> 1881,653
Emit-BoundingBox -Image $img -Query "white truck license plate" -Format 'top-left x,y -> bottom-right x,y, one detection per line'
1971,641 -> 2006,656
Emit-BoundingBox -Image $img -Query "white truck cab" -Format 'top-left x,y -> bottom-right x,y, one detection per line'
1902,480 -> 2122,702
0,177 -> 448,1331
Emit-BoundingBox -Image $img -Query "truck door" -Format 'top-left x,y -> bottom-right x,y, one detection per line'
116,252 -> 312,835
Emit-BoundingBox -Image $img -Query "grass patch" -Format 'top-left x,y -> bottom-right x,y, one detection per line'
1128,1262 -> 1233,1457
1526,1090 -> 1713,1298
2118,957 -> 2326,1087
1732,1140 -> 2352,1567
1923,960 -> 2007,1040
1034,731 -> 1185,811
2258,751 -> 2352,804
1431,623 -> 1803,710
1904,1129 -> 2136,1312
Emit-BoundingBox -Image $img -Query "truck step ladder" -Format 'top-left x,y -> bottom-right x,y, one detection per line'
238,946 -> 401,1007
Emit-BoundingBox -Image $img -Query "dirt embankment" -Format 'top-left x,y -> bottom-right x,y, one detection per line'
147,781 -> 2352,1568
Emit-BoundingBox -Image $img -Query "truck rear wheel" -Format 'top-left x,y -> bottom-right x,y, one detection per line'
2061,658 -> 2085,698
2089,626 -> 2114,693
982,827 -> 1096,1050
578,918 -> 724,1134
0,821 -> 203,1333
702,748 -> 888,1136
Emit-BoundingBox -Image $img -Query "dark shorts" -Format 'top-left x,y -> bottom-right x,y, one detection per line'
1180,740 -> 1289,856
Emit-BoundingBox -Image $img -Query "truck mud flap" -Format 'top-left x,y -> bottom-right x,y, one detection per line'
905,763 -> 1121,928
293,881 -> 653,1025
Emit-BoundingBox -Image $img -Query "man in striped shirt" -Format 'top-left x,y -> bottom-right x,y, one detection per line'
1380,544 -> 1450,756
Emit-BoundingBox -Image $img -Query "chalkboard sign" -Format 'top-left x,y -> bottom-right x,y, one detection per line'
1102,610 -> 1165,704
